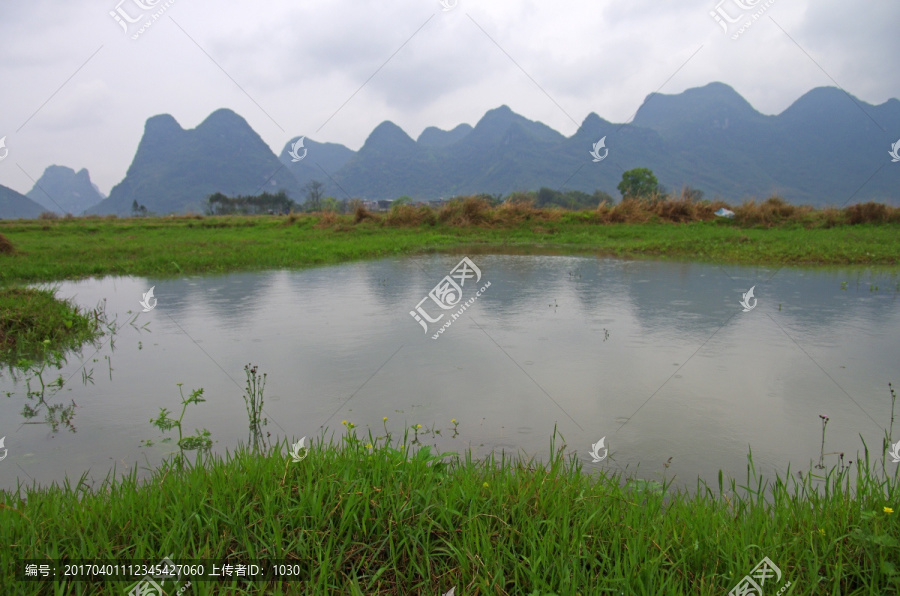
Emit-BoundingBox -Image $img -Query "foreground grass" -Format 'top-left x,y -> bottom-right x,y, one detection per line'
2,427 -> 898,595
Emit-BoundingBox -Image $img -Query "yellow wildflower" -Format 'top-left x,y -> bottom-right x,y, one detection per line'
885,507 -> 894,514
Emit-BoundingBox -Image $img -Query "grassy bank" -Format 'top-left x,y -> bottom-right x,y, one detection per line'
0,198 -> 898,288
2,424 -> 898,595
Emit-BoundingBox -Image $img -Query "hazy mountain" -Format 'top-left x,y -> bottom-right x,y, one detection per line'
88,109 -> 304,215
322,84 -> 898,204
26,165 -> 104,215
417,123 -> 473,148
87,83 -> 900,214
279,137 -> 356,192
0,184 -> 44,219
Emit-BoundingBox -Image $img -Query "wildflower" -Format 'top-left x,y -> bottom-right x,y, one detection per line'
416,424 -> 422,429
342,420 -> 347,426
885,507 -> 894,515
451,419 -> 458,425
365,443 -> 373,450
817,529 -> 825,536
383,417 -> 388,422
482,482 -> 489,489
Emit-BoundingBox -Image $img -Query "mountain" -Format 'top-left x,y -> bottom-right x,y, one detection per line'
89,84 -> 900,213
0,184 -> 45,219
88,109 -> 304,215
26,165 -> 104,215
279,137 -> 355,192
417,124 -> 473,148
320,85 -> 898,204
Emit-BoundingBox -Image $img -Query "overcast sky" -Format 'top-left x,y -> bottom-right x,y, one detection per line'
1,0 -> 898,196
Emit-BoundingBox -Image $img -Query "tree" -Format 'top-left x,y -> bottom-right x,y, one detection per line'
321,197 -> 342,213
617,168 -> 659,201
131,199 -> 148,217
303,180 -> 325,212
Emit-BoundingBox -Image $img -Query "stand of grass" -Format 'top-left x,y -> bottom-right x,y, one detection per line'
1,421 -> 898,595
0,287 -> 108,361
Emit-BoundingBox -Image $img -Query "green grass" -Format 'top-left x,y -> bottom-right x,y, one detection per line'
0,287 -> 108,361
0,213 -> 897,288
2,423 -> 898,594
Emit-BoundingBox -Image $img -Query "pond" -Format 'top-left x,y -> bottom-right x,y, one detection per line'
1,254 -> 898,495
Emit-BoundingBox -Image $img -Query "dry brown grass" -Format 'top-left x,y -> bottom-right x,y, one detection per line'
384,204 -> 423,226
39,211 -> 59,220
844,201 -> 895,224
438,196 -> 493,226
596,198 -> 653,224
314,211 -> 341,228
732,196 -> 813,227
353,203 -> 375,224
0,232 -> 14,255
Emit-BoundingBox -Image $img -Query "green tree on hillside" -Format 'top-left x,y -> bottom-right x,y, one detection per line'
617,168 -> 660,201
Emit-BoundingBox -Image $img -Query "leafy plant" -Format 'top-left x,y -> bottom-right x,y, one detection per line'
144,383 -> 213,468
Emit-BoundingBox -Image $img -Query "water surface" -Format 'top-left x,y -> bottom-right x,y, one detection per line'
1,255 -> 897,494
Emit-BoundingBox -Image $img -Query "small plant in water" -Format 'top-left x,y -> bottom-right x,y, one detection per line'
816,414 -> 829,469
243,364 -> 270,452
144,383 -> 213,468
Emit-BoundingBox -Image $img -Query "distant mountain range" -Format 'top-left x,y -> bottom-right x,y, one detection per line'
3,82 -> 897,218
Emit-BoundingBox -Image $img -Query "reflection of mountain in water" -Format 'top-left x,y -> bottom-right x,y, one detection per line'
398,255 -> 899,343
163,273 -> 282,331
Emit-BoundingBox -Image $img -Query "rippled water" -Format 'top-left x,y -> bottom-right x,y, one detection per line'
1,255 -> 898,494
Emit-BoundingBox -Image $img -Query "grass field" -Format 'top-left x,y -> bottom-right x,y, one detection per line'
1,196 -> 899,594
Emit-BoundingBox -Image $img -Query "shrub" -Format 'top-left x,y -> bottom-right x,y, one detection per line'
39,211 -> 59,220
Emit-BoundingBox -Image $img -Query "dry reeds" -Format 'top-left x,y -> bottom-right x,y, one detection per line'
0,232 -> 14,254
437,196 -> 492,226
845,202 -> 890,224
353,203 -> 375,224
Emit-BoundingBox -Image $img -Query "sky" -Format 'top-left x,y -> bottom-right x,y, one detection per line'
0,0 -> 898,196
